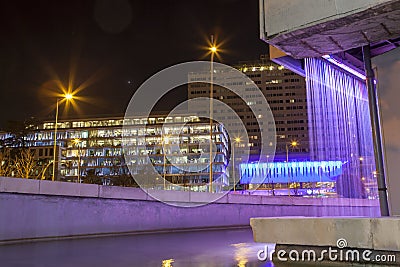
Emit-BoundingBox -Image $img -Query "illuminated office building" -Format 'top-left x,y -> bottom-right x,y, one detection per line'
0,115 -> 229,190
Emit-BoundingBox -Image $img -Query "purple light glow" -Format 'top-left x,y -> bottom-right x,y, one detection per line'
305,57 -> 378,199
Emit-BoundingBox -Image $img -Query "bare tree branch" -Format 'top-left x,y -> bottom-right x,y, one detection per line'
13,149 -> 40,179
0,149 -> 13,177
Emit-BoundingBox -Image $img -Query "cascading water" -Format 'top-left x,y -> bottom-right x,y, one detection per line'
304,58 -> 378,203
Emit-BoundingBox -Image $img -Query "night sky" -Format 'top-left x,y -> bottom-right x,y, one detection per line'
0,0 -> 267,129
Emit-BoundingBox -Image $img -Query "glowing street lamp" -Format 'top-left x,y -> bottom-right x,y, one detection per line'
209,35 -> 219,193
286,140 -> 298,196
286,140 -> 298,162
65,93 -> 73,100
52,93 -> 75,181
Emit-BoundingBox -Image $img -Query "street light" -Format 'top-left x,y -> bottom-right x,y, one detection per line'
72,138 -> 82,183
209,35 -> 218,193
318,166 -> 323,196
52,93 -> 75,181
286,140 -> 298,196
286,141 -> 298,162
65,93 -> 73,100
232,137 -> 241,192
162,135 -> 170,190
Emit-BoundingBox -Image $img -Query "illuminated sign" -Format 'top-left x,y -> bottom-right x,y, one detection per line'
240,161 -> 343,184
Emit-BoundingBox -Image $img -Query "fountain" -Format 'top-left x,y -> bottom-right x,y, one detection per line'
252,0 -> 400,264
305,57 -> 377,200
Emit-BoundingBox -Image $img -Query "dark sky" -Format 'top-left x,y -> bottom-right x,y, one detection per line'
0,0 -> 267,129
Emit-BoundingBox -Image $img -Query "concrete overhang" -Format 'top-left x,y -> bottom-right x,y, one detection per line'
260,0 -> 400,59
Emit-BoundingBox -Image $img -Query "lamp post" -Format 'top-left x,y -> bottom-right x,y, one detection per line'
162,135 -> 170,190
73,138 -> 82,183
318,166 -> 323,196
52,93 -> 74,181
286,141 -> 298,163
232,137 -> 241,192
209,35 -> 217,193
286,140 -> 298,196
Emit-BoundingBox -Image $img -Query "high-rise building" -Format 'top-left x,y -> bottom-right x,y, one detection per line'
188,55 -> 309,160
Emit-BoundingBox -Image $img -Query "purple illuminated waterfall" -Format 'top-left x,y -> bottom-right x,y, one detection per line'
305,58 -> 378,199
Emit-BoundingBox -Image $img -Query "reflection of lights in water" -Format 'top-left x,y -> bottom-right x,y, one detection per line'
162,259 -> 174,267
231,243 -> 251,267
231,242 -> 275,265
230,242 -> 276,266
237,260 -> 247,267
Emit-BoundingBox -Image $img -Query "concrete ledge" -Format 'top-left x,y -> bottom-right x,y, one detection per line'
189,191 -> 227,204
1,176 -> 40,194
0,177 -> 5,191
146,189 -> 191,203
40,180 -> 99,198
0,176 -> 382,243
228,193 -> 262,205
261,196 -> 293,205
99,186 -> 147,200
0,177 -> 381,208
372,217 -> 400,251
250,217 -> 400,252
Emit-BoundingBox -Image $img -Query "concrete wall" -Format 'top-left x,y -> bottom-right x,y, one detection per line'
260,0 -> 392,38
251,217 -> 400,251
0,177 -> 380,242
260,0 -> 400,58
387,153 -> 400,216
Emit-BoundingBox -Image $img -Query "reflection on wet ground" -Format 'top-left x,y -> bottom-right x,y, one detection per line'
0,228 -> 274,267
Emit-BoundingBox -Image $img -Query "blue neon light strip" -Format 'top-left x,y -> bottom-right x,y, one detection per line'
239,160 -> 343,184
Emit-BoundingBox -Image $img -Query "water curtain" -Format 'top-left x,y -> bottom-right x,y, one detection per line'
304,57 -> 377,200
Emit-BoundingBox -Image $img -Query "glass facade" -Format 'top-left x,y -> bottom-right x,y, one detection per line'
0,115 -> 229,190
